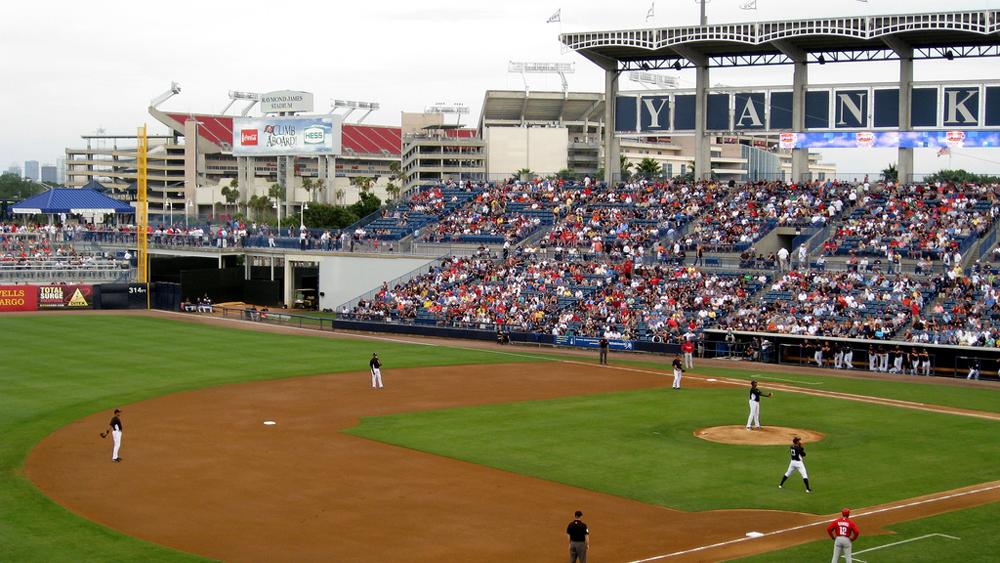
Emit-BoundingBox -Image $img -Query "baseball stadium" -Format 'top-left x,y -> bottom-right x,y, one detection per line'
4,5 -> 1000,563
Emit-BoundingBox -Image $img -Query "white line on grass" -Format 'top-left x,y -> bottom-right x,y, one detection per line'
850,533 -> 960,558
751,374 -> 824,386
626,483 -> 998,563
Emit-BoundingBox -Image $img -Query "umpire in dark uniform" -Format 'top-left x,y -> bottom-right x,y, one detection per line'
598,337 -> 609,365
566,510 -> 589,563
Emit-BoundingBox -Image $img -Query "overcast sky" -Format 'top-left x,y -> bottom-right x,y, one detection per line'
2,0 -> 999,176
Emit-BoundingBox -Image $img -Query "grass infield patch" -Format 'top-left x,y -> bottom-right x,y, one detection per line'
348,386 -> 1000,514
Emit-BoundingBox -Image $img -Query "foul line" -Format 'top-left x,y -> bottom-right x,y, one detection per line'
850,532 -> 960,561
750,374 -> 824,386
627,483 -> 998,563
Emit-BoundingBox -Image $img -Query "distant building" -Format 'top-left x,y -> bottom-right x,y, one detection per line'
56,158 -> 66,184
6,164 -> 21,177
40,164 -> 58,184
24,160 -> 39,181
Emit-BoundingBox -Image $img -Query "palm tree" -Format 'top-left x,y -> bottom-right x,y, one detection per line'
247,195 -> 271,221
268,183 -> 285,205
619,155 -> 633,181
220,183 -> 239,215
385,182 -> 401,203
881,163 -> 898,183
350,176 -> 374,194
334,188 -> 346,205
636,157 -> 662,180
514,168 -> 533,181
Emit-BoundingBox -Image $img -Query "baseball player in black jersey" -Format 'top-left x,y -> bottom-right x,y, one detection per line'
101,408 -> 123,462
369,353 -> 383,389
746,380 -> 772,430
671,355 -> 684,389
778,436 -> 811,492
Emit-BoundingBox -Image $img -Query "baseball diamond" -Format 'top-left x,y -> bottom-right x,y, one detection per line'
2,312 -> 998,562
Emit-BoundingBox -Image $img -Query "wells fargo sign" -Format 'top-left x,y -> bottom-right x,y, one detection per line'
0,285 -> 40,312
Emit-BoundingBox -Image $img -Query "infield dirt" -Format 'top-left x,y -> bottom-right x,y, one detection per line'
22,313 -> 1000,562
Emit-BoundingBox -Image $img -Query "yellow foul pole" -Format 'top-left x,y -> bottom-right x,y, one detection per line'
137,124 -> 149,307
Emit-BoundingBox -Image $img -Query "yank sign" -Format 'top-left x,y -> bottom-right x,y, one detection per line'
260,90 -> 314,114
615,81 -> 1000,133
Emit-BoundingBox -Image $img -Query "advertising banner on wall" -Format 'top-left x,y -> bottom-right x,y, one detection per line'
779,130 -> 1000,149
232,116 -> 342,156
554,335 -> 635,351
0,286 -> 39,312
37,285 -> 93,309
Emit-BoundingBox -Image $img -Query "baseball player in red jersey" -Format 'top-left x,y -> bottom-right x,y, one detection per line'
827,508 -> 860,562
681,340 -> 695,369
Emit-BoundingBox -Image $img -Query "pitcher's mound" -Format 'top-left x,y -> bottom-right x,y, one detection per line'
695,425 -> 825,445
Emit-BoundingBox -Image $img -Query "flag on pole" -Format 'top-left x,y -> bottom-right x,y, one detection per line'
546,8 -> 561,23
937,146 -> 951,157
646,2 -> 655,22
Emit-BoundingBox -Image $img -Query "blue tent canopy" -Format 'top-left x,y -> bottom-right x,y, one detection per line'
12,187 -> 134,215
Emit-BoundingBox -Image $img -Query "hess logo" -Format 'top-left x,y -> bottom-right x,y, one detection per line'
241,129 -> 259,145
303,125 -> 325,145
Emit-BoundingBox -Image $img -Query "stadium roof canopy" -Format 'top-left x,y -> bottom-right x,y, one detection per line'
12,187 -> 134,215
479,90 -> 604,129
560,9 -> 1000,70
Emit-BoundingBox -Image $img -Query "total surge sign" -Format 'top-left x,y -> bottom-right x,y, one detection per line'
232,116 -> 342,156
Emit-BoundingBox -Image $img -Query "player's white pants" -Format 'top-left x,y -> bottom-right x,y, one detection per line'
921,360 -> 931,376
843,351 -> 853,369
834,352 -> 844,369
831,536 -> 853,563
672,369 -> 682,388
111,430 -> 122,459
683,352 -> 693,369
869,354 -> 877,371
746,400 -> 760,428
784,459 -> 808,479
891,357 -> 903,373
371,368 -> 383,388
814,351 -> 823,366
879,354 -> 889,372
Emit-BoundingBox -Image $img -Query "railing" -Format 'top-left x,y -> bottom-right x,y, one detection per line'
0,267 -> 133,283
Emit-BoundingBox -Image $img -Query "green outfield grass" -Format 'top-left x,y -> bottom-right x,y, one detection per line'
348,386 -> 1000,514
0,314 -> 541,562
2,313 -> 999,561
732,501 -> 1000,562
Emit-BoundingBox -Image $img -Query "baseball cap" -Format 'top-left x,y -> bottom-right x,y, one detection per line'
842,508 -> 850,517
114,409 -> 121,414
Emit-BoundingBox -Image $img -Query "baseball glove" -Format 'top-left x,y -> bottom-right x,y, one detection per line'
100,432 -> 108,438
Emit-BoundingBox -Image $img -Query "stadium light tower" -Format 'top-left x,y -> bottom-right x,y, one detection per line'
628,71 -> 679,90
222,91 -> 261,116
508,62 -> 575,94
329,100 -> 381,123
424,103 -> 471,126
150,82 -> 181,109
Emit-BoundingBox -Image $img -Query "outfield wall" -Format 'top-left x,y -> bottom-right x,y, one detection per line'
325,318 -> 1000,381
